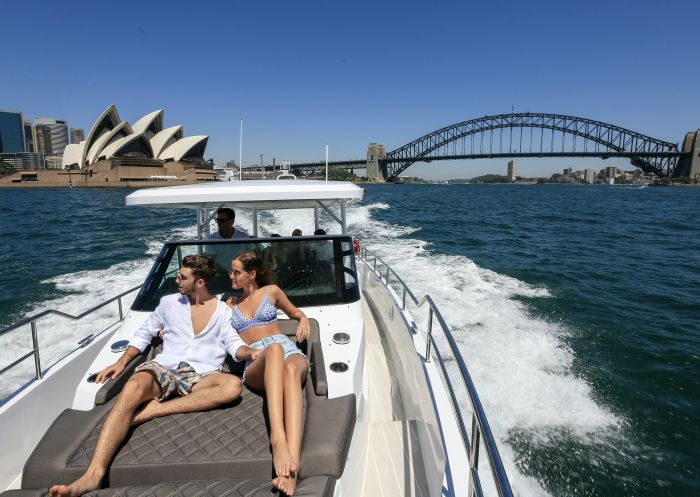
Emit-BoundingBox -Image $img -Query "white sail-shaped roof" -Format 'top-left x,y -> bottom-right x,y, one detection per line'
159,135 -> 208,162
86,122 -> 133,165
151,125 -> 184,158
99,132 -> 154,160
62,142 -> 84,169
131,110 -> 163,138
80,105 -> 120,168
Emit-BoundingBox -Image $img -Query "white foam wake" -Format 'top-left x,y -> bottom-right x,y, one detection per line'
346,202 -> 621,497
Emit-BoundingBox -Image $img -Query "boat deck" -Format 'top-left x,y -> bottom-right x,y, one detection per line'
356,299 -> 427,497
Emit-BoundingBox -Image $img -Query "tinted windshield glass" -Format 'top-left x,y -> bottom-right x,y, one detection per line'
131,237 -> 360,311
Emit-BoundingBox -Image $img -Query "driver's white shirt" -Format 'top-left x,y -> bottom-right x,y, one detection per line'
130,294 -> 245,373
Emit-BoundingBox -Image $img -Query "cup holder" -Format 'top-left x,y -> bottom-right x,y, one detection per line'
329,362 -> 349,373
332,332 -> 350,345
111,339 -> 129,353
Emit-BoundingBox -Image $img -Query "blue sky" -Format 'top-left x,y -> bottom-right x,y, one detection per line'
3,0 -> 699,179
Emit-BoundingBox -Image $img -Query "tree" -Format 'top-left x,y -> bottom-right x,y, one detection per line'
0,160 -> 16,177
327,166 -> 354,181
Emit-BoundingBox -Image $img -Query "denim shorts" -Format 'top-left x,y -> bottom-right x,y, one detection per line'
243,334 -> 309,383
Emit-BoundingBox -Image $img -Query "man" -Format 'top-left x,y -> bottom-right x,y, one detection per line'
208,207 -> 249,240
49,254 -> 258,497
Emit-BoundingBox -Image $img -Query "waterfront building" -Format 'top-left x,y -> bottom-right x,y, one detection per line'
23,120 -> 35,152
45,155 -> 63,169
61,105 -> 211,175
584,168 -> 596,184
0,152 -> 45,170
606,165 -> 617,178
0,110 -> 25,153
563,167 -> 572,176
507,160 -> 517,182
70,128 -> 84,144
35,118 -> 69,156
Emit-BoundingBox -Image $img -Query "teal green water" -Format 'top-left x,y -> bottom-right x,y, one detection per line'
0,185 -> 698,496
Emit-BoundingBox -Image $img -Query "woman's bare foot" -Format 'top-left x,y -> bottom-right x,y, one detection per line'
271,438 -> 293,477
48,472 -> 101,497
272,473 -> 298,496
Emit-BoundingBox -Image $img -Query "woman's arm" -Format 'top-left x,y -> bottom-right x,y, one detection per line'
270,285 -> 310,341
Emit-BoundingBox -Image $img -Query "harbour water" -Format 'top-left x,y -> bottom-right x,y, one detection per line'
0,185 -> 698,497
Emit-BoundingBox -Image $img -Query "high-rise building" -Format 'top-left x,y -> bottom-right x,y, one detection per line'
70,128 -> 84,144
584,168 -> 596,184
563,167 -> 572,176
507,160 -> 517,182
0,110 -> 25,153
34,118 -> 69,156
606,165 -> 617,178
23,120 -> 35,152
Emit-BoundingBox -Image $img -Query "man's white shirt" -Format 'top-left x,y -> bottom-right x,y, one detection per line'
130,294 -> 245,373
208,229 -> 250,240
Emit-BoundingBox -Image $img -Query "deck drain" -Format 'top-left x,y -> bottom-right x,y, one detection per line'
111,339 -> 129,353
332,332 -> 350,344
330,362 -> 349,373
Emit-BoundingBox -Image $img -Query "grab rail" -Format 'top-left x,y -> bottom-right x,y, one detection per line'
0,285 -> 142,384
359,246 -> 513,497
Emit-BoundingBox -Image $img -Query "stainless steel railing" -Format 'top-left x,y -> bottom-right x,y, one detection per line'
0,285 -> 142,385
358,246 -> 514,497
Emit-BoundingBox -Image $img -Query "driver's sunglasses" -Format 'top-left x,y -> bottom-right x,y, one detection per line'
215,217 -> 233,223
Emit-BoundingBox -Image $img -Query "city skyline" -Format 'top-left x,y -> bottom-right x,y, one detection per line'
3,0 -> 699,179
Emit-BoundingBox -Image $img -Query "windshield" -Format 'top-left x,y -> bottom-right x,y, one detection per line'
131,236 -> 360,311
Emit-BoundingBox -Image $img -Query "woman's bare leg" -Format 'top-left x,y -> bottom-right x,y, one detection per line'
272,355 -> 308,496
244,343 -> 292,477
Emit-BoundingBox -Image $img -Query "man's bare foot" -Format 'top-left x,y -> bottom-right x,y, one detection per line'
48,473 -> 101,497
131,400 -> 161,425
272,474 -> 298,496
271,438 -> 293,477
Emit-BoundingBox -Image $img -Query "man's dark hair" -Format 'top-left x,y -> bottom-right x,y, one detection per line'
216,207 -> 235,221
182,254 -> 216,283
313,228 -> 326,235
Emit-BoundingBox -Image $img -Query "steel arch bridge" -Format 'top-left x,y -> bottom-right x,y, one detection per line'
381,113 -> 681,181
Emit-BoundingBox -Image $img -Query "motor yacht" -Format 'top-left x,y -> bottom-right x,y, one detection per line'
0,180 -> 512,497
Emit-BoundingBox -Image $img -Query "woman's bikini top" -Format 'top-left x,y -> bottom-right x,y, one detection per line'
231,286 -> 278,334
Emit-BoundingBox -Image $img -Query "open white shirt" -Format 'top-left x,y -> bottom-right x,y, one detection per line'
130,294 -> 246,373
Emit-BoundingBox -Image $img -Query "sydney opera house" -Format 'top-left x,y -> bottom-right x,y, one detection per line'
62,105 -> 209,170
1,105 -> 216,187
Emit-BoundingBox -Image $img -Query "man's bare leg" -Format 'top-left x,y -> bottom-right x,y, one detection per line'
49,372 -> 160,497
244,343 -> 293,477
272,356 -> 308,496
132,373 -> 241,425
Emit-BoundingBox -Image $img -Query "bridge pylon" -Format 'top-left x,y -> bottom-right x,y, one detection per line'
366,143 -> 386,182
676,130 -> 700,179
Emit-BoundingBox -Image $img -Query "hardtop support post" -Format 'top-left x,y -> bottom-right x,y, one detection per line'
340,202 -> 347,234
253,207 -> 258,236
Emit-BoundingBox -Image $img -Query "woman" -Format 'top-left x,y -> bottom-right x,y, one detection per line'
227,250 -> 310,496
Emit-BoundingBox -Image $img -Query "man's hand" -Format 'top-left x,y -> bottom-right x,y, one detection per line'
249,348 -> 262,361
95,361 -> 125,383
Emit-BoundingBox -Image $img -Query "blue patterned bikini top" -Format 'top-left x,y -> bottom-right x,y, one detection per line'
231,286 -> 278,334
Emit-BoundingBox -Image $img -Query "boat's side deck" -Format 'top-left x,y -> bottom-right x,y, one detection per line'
350,299 -> 428,497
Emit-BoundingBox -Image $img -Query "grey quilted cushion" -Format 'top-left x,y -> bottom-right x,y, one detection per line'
3,477 -> 336,497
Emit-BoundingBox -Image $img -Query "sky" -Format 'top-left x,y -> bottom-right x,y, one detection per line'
3,0 -> 699,179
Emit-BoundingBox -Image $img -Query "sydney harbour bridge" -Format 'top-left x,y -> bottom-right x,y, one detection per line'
288,113 -> 699,182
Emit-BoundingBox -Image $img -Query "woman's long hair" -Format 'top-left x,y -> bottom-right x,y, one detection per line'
235,250 -> 275,287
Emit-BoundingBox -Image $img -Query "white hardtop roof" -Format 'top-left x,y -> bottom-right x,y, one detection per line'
125,179 -> 364,210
